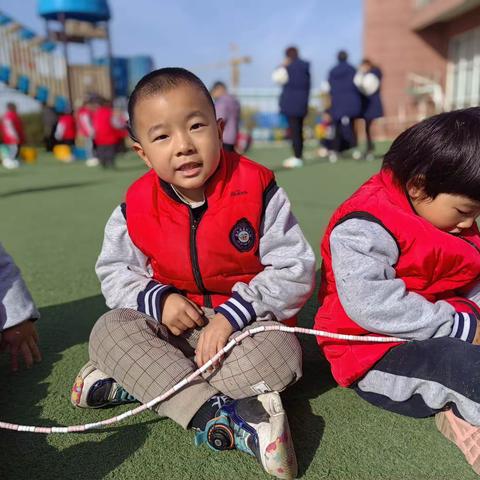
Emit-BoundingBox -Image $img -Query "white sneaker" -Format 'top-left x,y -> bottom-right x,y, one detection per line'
328,152 -> 338,163
351,149 -> 362,160
71,361 -> 136,408
317,147 -> 328,158
282,157 -> 304,169
85,157 -> 99,167
2,158 -> 20,169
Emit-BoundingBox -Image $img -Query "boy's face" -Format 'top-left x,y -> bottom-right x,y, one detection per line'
408,186 -> 480,233
132,84 -> 223,202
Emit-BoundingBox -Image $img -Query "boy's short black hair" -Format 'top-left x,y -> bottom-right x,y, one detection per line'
337,50 -> 348,62
127,67 -> 215,141
382,107 -> 480,202
211,81 -> 226,91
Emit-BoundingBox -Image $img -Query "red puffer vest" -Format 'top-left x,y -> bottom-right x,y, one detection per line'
315,169 -> 480,387
58,114 -> 76,141
93,106 -> 118,145
126,150 -> 297,326
1,110 -> 24,144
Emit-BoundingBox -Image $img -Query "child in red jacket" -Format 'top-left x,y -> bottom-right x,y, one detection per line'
315,108 -> 480,474
0,102 -> 24,169
70,68 -> 316,479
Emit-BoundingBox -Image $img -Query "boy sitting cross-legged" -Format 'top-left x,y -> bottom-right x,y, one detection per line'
71,68 -> 316,479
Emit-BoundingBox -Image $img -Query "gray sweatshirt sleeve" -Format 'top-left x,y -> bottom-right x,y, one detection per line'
0,243 -> 39,331
330,218 -> 477,341
215,186 -> 316,329
95,206 -> 178,321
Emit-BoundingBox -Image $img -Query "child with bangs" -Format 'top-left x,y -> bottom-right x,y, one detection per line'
315,107 -> 480,474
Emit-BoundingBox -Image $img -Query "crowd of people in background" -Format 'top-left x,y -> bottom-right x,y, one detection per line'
273,46 -> 384,168
0,94 -> 128,169
1,47 -> 383,171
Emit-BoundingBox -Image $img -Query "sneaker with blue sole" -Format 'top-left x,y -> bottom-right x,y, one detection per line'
70,361 -> 136,408
195,391 -> 297,479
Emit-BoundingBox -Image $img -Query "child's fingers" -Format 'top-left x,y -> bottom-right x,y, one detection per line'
177,312 -> 197,331
186,298 -> 204,315
185,304 -> 205,328
195,333 -> 205,367
168,324 -> 183,336
20,342 -> 33,369
28,337 -> 42,363
31,324 -> 39,343
9,345 -> 19,372
204,336 -> 219,371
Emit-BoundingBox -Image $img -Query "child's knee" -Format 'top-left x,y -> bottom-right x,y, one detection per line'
211,328 -> 303,398
88,308 -> 143,358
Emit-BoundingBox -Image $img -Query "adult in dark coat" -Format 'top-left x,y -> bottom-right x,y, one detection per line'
327,50 -> 362,161
277,46 -> 310,168
354,58 -> 384,159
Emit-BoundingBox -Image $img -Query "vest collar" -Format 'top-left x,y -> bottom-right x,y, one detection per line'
379,168 -> 416,215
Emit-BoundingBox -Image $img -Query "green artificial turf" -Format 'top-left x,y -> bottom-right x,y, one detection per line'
0,143 -> 475,479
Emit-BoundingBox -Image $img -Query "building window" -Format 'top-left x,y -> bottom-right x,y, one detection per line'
447,27 -> 480,109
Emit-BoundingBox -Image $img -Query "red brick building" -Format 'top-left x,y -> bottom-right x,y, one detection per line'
364,0 -> 480,136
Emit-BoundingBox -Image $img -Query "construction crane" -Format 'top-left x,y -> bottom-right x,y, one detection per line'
193,44 -> 251,92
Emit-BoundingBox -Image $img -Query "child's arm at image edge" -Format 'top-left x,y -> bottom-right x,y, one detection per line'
331,218 -> 477,342
0,243 -> 39,331
95,205 -> 178,322
215,186 -> 316,331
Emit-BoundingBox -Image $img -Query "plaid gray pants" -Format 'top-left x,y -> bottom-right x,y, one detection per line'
88,308 -> 302,428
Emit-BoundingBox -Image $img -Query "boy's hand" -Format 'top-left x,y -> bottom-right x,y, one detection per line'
0,320 -> 42,372
195,313 -> 234,369
161,293 -> 205,335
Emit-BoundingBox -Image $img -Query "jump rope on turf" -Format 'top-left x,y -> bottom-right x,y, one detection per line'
0,325 -> 407,434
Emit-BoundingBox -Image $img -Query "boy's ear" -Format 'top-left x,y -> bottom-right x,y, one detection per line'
406,175 -> 426,200
132,142 -> 153,169
216,118 -> 225,141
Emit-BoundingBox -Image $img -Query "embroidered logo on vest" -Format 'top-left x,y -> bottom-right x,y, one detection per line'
230,218 -> 255,252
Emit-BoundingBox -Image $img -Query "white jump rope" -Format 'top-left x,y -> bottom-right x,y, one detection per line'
0,325 -> 406,434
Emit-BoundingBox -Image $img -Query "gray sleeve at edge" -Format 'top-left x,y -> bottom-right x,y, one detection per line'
0,243 -> 39,331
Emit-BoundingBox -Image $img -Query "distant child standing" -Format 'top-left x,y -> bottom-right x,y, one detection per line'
210,81 -> 240,152
76,99 -> 97,164
71,68 -> 315,479
55,107 -> 76,146
0,102 -> 24,169
315,108 -> 480,474
92,98 -> 120,168
354,58 -> 384,160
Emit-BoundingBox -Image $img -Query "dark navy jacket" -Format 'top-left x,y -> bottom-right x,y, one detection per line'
279,59 -> 310,118
328,60 -> 362,121
361,67 -> 384,120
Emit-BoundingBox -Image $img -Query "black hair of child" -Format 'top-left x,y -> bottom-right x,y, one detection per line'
382,107 -> 480,202
127,67 -> 216,142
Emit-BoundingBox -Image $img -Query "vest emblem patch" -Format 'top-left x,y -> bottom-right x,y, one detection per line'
230,218 -> 255,252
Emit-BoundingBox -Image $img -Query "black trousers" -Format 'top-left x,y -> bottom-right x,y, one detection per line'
365,119 -> 374,152
354,337 -> 480,425
287,116 -> 304,159
332,117 -> 357,153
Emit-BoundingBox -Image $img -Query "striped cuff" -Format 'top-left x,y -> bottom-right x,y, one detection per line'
215,292 -> 256,331
137,280 -> 178,322
450,312 -> 477,343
